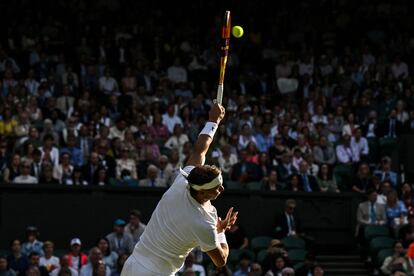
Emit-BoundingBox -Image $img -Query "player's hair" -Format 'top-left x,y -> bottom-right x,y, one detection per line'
187,165 -> 221,189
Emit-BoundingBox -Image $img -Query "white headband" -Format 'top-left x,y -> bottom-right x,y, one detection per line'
180,168 -> 223,191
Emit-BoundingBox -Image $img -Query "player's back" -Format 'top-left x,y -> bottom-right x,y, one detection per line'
131,167 -> 217,275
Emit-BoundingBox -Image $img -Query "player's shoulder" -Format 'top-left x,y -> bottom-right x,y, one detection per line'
182,165 -> 195,175
169,165 -> 195,186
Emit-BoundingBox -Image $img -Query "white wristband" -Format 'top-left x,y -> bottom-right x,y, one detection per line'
217,232 -> 227,244
199,122 -> 218,139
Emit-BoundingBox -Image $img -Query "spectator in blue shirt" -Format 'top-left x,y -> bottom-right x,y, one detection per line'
385,190 -> 408,230
62,134 -> 84,167
374,156 -> 399,188
21,226 -> 44,257
255,123 -> 274,153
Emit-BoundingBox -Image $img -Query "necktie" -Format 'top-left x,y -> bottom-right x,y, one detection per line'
82,138 -> 88,155
370,203 -> 376,223
151,180 -> 155,187
35,163 -> 40,178
289,215 -> 296,231
303,174 -> 312,192
117,237 -> 122,249
384,172 -> 390,181
91,166 -> 95,183
389,120 -> 395,137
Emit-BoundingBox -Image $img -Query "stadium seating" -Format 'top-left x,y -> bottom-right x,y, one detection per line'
287,248 -> 307,263
364,225 -> 390,242
224,180 -> 242,190
256,249 -> 269,264
228,249 -> 256,267
369,236 -> 395,266
379,137 -> 397,157
281,236 -> 306,250
250,236 -> 272,252
333,164 -> 355,190
246,181 -> 263,191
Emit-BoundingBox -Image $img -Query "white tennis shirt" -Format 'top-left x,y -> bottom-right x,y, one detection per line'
131,166 -> 220,275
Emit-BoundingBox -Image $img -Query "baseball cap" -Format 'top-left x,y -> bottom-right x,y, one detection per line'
114,219 -> 126,226
70,238 -> 82,246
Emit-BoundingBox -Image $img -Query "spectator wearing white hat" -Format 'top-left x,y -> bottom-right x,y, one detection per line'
68,238 -> 88,273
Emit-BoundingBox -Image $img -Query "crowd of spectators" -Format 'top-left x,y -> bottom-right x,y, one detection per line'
1,205 -> 324,276
1,0 -> 414,275
0,1 -> 413,193
1,210 -> 144,276
0,0 -> 413,193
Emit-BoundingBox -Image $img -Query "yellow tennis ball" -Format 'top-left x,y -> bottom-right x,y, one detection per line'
232,26 -> 244,38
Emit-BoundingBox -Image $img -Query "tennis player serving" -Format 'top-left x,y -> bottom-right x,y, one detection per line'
121,103 -> 238,275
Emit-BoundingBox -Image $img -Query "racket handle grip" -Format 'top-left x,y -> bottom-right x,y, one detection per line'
216,84 -> 223,105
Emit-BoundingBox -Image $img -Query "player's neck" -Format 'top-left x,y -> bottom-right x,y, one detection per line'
190,189 -> 209,205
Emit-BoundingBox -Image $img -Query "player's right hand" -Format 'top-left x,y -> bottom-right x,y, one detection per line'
217,207 -> 238,233
209,103 -> 225,124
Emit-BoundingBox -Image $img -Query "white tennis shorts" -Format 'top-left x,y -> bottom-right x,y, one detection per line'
121,254 -> 172,276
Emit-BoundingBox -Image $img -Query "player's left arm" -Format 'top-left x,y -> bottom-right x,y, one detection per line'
186,104 -> 225,167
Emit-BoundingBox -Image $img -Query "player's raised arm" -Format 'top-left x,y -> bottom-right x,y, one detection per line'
186,103 -> 225,167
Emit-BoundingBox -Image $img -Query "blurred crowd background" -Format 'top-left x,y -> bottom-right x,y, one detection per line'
1,0 -> 414,275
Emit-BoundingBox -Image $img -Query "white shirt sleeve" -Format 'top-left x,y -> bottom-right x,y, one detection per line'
195,221 -> 219,252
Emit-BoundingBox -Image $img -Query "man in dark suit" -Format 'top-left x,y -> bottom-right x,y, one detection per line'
280,124 -> 297,149
231,149 -> 262,186
276,152 -> 298,183
360,110 -> 380,138
30,149 -> 43,181
96,141 -> 116,178
78,125 -> 94,161
297,160 -> 320,192
379,109 -> 403,138
137,64 -> 156,93
82,152 -> 101,185
274,199 -> 304,239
